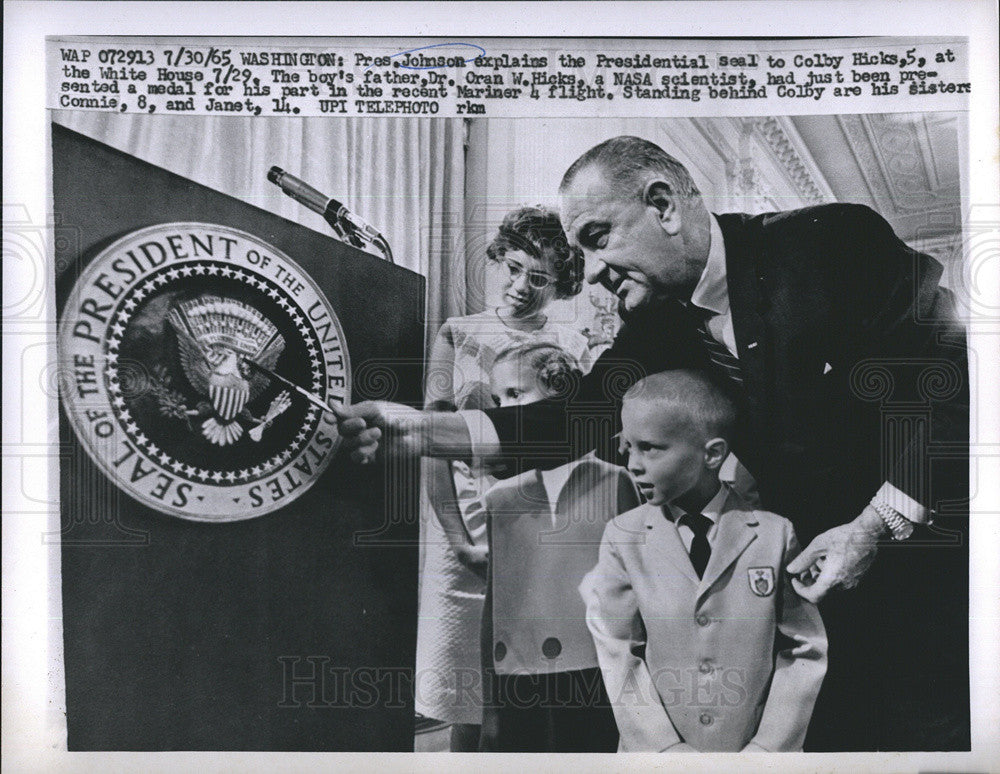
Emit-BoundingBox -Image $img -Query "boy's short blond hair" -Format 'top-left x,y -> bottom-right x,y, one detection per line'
622,369 -> 737,442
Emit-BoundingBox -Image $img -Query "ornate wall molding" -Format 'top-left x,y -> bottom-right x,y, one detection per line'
837,113 -> 894,205
839,113 -> 956,214
751,117 -> 834,205
692,117 -> 836,212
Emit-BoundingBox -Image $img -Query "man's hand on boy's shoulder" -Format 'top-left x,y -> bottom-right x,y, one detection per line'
787,506 -> 886,603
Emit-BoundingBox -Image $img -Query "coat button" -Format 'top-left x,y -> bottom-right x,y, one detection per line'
700,713 -> 713,726
494,641 -> 506,662
699,660 -> 713,674
696,614 -> 710,627
542,637 -> 562,659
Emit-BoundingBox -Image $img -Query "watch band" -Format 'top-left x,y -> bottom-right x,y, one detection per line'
870,498 -> 915,541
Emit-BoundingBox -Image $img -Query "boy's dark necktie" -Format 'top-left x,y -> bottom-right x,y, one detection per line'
681,512 -> 713,579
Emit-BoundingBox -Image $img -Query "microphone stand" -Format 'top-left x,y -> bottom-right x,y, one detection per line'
338,220 -> 394,264
267,167 -> 395,264
357,231 -> 394,265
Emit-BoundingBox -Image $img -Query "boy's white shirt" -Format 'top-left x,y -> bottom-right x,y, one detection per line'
665,483 -> 727,552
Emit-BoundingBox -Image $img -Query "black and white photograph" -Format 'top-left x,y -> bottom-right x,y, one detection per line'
4,4 -> 999,773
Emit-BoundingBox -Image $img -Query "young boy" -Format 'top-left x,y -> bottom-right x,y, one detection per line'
478,342 -> 638,752
580,370 -> 826,752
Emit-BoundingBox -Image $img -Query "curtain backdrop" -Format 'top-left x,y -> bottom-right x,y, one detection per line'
51,112 -> 468,352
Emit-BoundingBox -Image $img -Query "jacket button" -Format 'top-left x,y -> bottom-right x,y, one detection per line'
699,660 -> 713,674
542,637 -> 562,659
494,641 -> 506,662
696,614 -> 710,627
700,713 -> 713,726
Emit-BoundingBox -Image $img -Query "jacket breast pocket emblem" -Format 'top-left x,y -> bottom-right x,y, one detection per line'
748,567 -> 775,597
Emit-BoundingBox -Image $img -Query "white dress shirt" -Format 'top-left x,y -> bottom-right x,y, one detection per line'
689,215 -> 738,357
665,483 -> 729,553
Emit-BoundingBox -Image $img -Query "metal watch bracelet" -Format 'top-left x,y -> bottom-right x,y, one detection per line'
870,498 -> 915,541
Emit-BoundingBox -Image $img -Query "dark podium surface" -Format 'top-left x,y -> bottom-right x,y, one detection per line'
53,123 -> 424,751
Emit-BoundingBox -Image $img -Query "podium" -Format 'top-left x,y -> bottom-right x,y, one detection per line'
52,124 -> 425,751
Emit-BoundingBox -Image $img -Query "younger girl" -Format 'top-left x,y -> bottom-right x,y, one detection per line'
478,342 -> 638,752
415,207 -> 588,750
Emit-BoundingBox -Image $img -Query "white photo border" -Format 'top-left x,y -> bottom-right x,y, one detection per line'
4,2 -> 998,772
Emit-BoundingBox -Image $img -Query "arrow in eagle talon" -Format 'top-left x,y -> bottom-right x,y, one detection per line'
242,358 -> 346,419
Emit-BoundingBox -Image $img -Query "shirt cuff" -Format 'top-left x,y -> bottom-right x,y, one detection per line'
457,410 -> 501,459
874,481 -> 930,524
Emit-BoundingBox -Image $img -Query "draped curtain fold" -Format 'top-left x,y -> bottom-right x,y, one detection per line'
52,111 -> 467,352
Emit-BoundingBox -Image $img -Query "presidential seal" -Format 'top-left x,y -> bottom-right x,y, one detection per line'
58,223 -> 350,522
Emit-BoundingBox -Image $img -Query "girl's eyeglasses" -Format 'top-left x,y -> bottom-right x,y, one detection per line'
493,256 -> 556,290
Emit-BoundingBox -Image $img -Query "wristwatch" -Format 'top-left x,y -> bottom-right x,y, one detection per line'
870,498 -> 915,541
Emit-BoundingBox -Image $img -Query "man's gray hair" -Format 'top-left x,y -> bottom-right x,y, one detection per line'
560,136 -> 701,201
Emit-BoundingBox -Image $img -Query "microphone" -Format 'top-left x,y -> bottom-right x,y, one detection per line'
268,167 -> 382,243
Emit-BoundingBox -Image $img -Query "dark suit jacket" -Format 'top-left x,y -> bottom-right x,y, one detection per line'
485,203 -> 968,541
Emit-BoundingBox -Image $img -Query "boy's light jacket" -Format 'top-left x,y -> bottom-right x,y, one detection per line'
580,489 -> 827,752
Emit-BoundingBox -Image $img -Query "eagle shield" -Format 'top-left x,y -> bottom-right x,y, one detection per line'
167,295 -> 285,445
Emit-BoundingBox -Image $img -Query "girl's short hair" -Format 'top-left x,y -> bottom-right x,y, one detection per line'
493,341 -> 581,399
486,205 -> 585,299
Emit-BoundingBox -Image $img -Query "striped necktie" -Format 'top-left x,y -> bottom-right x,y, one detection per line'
690,306 -> 743,389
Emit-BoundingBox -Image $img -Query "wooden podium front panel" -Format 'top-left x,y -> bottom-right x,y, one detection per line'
53,124 -> 425,751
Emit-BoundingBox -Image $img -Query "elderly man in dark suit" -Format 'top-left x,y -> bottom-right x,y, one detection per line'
340,136 -> 969,752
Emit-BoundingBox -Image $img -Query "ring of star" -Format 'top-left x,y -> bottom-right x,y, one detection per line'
103,260 -> 328,486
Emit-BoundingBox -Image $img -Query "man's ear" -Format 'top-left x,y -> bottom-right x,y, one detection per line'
703,437 -> 729,470
643,178 -> 682,236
